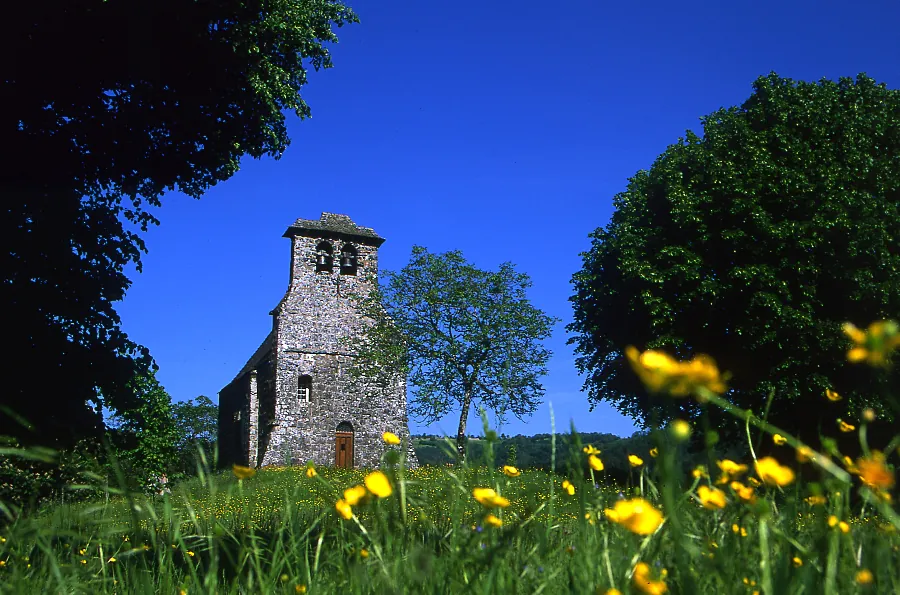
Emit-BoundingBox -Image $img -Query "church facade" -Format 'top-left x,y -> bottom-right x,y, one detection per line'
218,213 -> 417,469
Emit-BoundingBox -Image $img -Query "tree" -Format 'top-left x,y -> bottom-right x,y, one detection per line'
171,396 -> 219,475
351,246 -> 558,459
569,73 -> 900,449
2,1 -> 358,447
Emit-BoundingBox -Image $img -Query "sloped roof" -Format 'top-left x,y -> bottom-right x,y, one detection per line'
230,331 -> 275,384
283,212 -> 385,246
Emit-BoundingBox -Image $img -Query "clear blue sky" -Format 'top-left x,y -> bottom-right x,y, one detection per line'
116,0 -> 900,438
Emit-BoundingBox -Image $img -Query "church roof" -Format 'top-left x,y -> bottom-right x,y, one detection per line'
283,212 -> 385,246
233,331 -> 275,382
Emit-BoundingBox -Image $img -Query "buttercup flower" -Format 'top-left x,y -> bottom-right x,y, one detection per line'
604,498 -> 663,535
473,487 -> 510,508
335,499 -> 353,520
805,495 -> 827,506
629,454 -> 644,467
232,465 -> 256,480
364,471 -> 393,498
855,569 -> 874,585
649,447 -> 659,458
825,388 -> 842,402
583,444 -> 601,455
796,446 -> 814,463
697,485 -> 727,510
484,514 -> 503,528
503,465 -> 521,477
562,480 -> 576,496
692,465 -> 708,479
855,451 -> 895,491
717,459 -> 749,478
838,420 -> 856,433
344,485 -> 368,506
305,465 -> 317,478
772,434 -> 787,446
755,457 -> 795,487
729,481 -> 756,503
844,320 -> 900,367
588,454 -> 604,471
382,431 -> 401,445
632,561 -> 668,595
669,419 -> 692,441
625,346 -> 727,397
792,556 -> 803,567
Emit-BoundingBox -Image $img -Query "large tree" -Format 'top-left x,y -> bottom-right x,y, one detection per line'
351,246 -> 558,459
569,73 -> 900,447
2,1 -> 357,446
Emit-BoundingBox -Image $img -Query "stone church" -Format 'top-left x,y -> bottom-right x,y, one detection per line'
218,213 -> 417,469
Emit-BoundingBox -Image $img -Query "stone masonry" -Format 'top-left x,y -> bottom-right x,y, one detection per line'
218,213 -> 417,469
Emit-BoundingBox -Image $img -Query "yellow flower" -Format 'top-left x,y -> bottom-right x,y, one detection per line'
335,499 -> 353,520
731,524 -> 748,537
805,495 -> 827,506
629,454 -> 644,467
364,471 -> 393,498
186,551 -> 195,557
717,459 -> 749,478
843,455 -> 860,474
295,585 -> 308,594
772,434 -> 787,446
692,465 -> 708,479
583,444 -> 601,455
604,498 -> 663,536
502,465 -> 521,477
632,561 -> 668,595
754,457 -> 795,487
697,485 -> 727,509
107,557 -> 116,563
669,419 -> 692,441
838,420 -> 856,433
472,487 -> 510,508
359,548 -> 369,558
344,485 -> 368,506
625,346 -> 727,398
792,556 -> 803,567
855,569 -> 874,585
605,590 -> 623,595
729,481 -> 756,503
827,515 -> 839,527
588,454 -> 605,471
562,480 -> 576,496
839,521 -> 850,533
649,447 -> 659,458
232,465 -> 256,480
856,451 -> 895,491
382,431 -> 401,445
484,513 -> 503,528
305,466 -> 316,478
825,388 -> 842,402
844,320 -> 900,366
795,445 -> 815,463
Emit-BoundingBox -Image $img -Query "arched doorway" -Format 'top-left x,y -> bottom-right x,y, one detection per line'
335,422 -> 354,468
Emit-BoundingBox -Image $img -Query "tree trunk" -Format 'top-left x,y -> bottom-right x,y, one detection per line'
456,386 -> 473,462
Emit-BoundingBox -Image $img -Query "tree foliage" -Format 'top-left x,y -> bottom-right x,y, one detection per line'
2,1 -> 357,446
351,246 -> 558,459
171,396 -> 219,476
569,73 -> 900,446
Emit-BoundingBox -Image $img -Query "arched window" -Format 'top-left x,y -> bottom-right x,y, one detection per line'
298,375 -> 312,403
315,241 -> 334,273
339,244 -> 358,276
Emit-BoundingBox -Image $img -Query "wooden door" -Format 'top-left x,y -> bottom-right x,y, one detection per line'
335,431 -> 354,468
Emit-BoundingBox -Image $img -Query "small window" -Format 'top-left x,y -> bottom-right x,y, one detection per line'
339,244 -> 358,276
233,411 -> 241,422
315,241 -> 334,273
299,375 -> 312,403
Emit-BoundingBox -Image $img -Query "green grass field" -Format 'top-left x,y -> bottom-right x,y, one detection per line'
0,429 -> 897,595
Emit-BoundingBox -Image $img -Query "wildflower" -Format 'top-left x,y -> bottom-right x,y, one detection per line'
605,590 -> 623,595
805,495 -> 827,506
729,481 -> 756,503
296,585 -> 308,594
773,434 -> 787,446
855,569 -> 874,585
755,457 -> 795,487
731,524 -> 748,537
843,456 -> 860,474
692,465 -> 708,479
838,420 -> 856,433
503,465 -> 521,477
697,486 -> 727,509
360,548 -> 369,558
717,459 -> 748,477
364,471 -> 393,498
588,454 -> 604,471
747,476 -> 761,487
305,466 -> 317,478
792,556 -> 803,567
484,514 -> 503,528
472,487 -> 510,508
562,480 -> 576,496
855,451 -> 895,491
335,499 -> 353,520
583,444 -> 601,455
382,431 -> 401,445
107,557 -> 116,563
625,346 -> 727,397
344,485 -> 368,506
629,454 -> 644,467
79,559 -> 86,565
843,320 -> 900,367
669,419 -> 692,441
632,561 -> 668,595
604,498 -> 663,535
649,447 -> 659,458
796,445 -> 814,463
186,551 -> 195,557
825,388 -> 842,402
232,465 -> 256,480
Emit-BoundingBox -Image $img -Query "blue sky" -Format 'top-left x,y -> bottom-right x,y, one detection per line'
116,0 -> 900,438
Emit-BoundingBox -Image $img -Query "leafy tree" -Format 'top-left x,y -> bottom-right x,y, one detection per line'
351,246 -> 558,459
2,1 -> 358,447
171,396 -> 219,475
569,73 -> 900,449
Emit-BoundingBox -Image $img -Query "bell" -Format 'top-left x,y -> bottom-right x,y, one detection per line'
341,255 -> 353,268
317,254 -> 328,267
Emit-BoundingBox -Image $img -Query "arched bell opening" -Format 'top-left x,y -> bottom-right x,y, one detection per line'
335,421 -> 354,468
339,244 -> 358,276
315,241 -> 334,273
